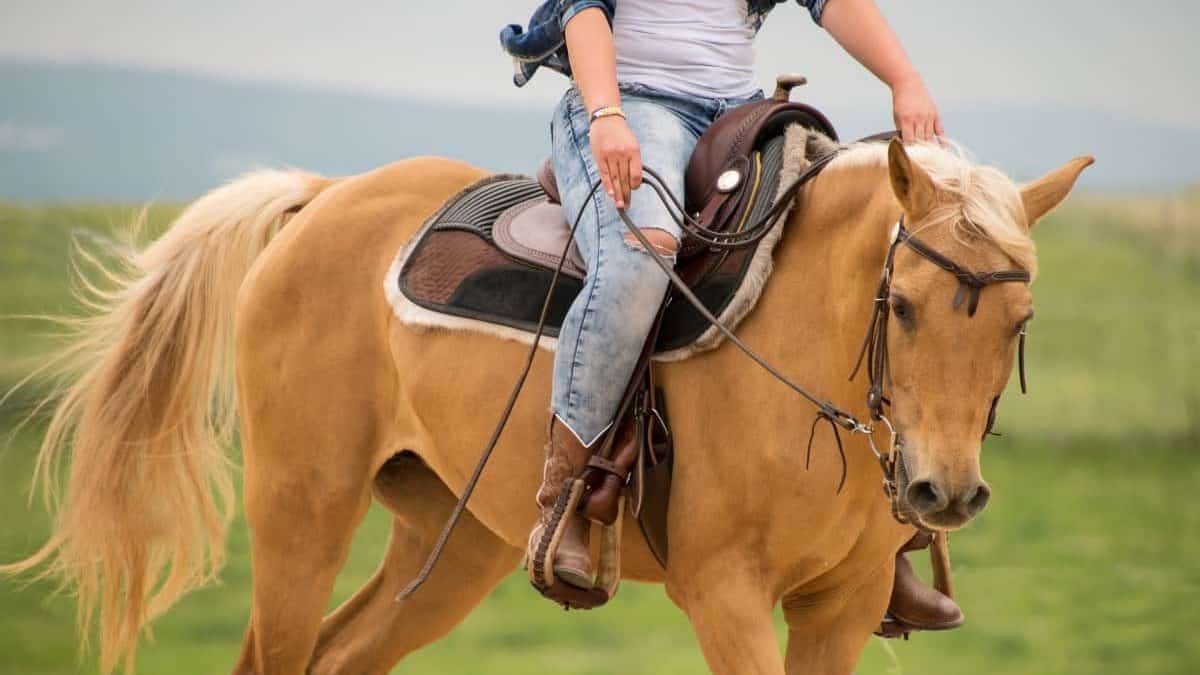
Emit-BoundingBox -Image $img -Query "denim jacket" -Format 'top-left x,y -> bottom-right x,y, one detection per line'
500,0 -> 828,87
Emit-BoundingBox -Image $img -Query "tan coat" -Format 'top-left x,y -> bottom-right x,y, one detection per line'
3,142 -> 1090,673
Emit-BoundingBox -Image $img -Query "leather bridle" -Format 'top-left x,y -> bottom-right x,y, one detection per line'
848,215 -> 1032,525
397,134 -> 1034,601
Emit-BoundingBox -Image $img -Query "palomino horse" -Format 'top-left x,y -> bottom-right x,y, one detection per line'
3,135 -> 1090,674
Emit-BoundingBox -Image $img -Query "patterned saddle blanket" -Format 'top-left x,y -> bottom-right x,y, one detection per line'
386,126 -> 824,360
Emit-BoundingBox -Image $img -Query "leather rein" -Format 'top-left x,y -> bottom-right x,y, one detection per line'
397,133 -> 1032,601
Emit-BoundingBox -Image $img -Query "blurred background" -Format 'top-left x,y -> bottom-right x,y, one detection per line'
1,1 -> 1197,673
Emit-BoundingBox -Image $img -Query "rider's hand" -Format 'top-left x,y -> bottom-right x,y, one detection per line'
589,116 -> 642,209
891,75 -> 944,143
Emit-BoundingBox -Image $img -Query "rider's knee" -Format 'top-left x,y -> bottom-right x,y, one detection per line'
622,228 -> 679,259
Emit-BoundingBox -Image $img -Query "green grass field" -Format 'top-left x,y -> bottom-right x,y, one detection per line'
1,194 -> 1197,674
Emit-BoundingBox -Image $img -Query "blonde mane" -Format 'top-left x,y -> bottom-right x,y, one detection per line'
824,139 -> 1037,278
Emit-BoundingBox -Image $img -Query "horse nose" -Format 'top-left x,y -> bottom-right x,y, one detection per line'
906,478 -> 991,523
906,478 -> 948,514
959,481 -> 991,518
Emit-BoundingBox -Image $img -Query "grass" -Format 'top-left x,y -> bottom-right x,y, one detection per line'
0,193 -> 1197,674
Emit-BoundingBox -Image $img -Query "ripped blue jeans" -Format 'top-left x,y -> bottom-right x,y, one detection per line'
550,82 -> 762,445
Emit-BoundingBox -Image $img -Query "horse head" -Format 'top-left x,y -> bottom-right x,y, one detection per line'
881,138 -> 1092,530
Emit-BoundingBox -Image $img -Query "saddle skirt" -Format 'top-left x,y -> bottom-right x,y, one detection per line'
387,124 -> 834,360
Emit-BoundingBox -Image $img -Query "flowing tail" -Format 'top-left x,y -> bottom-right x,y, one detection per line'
1,169 -> 333,673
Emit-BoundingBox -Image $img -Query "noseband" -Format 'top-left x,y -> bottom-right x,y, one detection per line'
849,215 -> 1032,525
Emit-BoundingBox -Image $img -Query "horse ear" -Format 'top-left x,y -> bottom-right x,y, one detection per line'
887,138 -> 937,220
1020,156 -> 1095,228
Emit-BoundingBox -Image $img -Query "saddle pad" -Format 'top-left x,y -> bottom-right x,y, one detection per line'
391,134 -> 793,360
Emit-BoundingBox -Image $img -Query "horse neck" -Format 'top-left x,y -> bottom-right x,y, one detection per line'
738,161 -> 899,493
761,160 -> 896,372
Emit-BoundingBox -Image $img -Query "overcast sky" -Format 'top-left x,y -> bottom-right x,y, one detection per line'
1,1 -> 1196,129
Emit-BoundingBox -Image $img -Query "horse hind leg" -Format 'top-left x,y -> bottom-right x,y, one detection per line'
230,323 -> 391,673
308,453 -> 521,675
229,402 -> 380,675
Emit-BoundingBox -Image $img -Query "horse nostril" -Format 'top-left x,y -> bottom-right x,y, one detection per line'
962,482 -> 992,516
906,479 -> 947,513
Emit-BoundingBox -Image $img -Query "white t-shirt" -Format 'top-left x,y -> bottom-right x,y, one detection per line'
613,0 -> 759,100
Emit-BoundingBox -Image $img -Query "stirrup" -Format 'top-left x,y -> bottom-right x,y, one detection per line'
528,479 -> 610,610
528,478 -> 624,610
875,614 -> 912,640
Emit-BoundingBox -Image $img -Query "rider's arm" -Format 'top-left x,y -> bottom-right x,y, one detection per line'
564,7 -> 641,208
819,0 -> 943,142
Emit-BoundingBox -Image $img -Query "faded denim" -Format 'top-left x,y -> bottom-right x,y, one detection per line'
550,82 -> 761,445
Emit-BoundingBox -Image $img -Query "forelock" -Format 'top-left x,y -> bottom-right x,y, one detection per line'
824,138 -> 1038,278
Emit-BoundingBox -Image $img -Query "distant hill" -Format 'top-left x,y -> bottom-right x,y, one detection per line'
1,60 -> 1196,201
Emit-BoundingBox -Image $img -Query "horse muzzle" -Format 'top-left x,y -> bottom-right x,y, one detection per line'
896,450 -> 991,530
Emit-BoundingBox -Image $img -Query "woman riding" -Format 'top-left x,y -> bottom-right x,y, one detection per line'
502,0 -> 960,632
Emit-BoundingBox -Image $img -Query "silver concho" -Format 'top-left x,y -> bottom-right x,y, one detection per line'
716,169 -> 742,193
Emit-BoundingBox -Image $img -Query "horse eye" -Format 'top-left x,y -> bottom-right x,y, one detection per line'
891,296 -> 912,321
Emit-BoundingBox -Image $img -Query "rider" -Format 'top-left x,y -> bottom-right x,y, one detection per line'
502,0 -> 960,631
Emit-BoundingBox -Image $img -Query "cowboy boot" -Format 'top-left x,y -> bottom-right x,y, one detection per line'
528,416 -> 595,589
883,532 -> 964,633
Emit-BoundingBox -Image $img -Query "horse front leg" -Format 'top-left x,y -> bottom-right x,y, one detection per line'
781,563 -> 894,675
668,556 -> 785,675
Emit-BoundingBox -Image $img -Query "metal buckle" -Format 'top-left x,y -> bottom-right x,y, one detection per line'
865,413 -> 895,460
